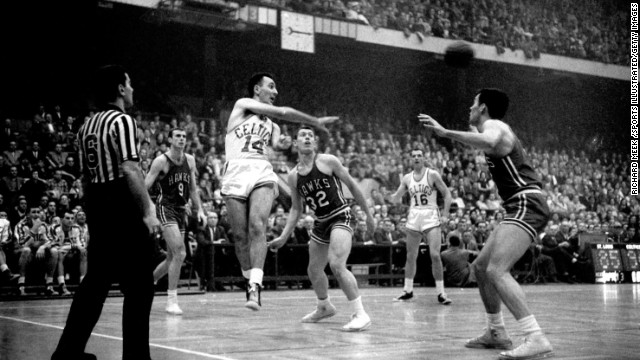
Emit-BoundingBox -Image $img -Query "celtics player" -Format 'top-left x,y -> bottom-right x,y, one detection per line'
269,126 -> 375,331
146,128 -> 206,315
222,73 -> 338,310
389,148 -> 452,304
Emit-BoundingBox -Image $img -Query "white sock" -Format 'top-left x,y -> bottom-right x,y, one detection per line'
57,276 -> 65,285
167,289 -> 178,304
403,278 -> 414,292
518,315 -> 542,335
349,296 -> 365,316
435,280 -> 445,295
487,312 -> 506,329
80,275 -> 85,282
318,296 -> 330,307
242,269 -> 251,280
249,268 -> 264,286
0,264 -> 8,272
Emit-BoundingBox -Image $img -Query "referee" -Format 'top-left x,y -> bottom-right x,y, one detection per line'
52,65 -> 161,360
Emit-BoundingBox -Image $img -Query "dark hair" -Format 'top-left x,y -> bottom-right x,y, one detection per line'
476,88 -> 509,119
93,65 -> 128,105
410,148 -> 424,155
247,72 -> 275,97
297,125 -> 315,137
168,127 -> 186,138
449,235 -> 461,247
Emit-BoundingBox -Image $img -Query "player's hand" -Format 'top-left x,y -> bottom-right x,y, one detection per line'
143,214 -> 162,237
418,114 -> 447,137
279,135 -> 293,149
317,116 -> 339,127
469,125 -> 479,133
267,236 -> 287,251
36,246 -> 46,259
198,210 -> 207,226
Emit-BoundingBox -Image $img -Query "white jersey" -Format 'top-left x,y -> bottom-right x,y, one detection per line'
225,113 -> 274,162
407,168 -> 438,209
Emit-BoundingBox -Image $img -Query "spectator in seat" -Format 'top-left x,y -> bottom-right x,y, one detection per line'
51,211 -> 87,296
195,211 -> 229,292
441,235 -> 477,288
461,230 -> 480,251
353,219 -> 372,245
540,224 -> 576,283
14,206 -> 59,296
371,217 -> 395,245
8,196 -> 28,228
293,215 -> 314,245
2,166 -> 24,206
47,170 -> 69,200
20,170 -> 48,207
60,156 -> 80,182
486,192 -> 502,212
75,210 -> 89,248
21,141 -> 46,166
3,141 -> 22,167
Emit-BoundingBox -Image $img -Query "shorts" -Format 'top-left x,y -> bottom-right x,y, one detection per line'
157,204 -> 187,232
311,210 -> 354,245
405,207 -> 440,233
501,190 -> 549,241
221,160 -> 279,201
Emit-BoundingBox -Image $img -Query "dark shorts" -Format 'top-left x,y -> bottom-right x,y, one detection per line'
501,191 -> 549,241
157,204 -> 187,232
311,210 -> 354,245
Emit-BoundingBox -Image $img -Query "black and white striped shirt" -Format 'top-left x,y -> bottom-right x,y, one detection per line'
77,105 -> 139,184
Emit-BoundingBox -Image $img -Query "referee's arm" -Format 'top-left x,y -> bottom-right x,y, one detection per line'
122,160 -> 156,232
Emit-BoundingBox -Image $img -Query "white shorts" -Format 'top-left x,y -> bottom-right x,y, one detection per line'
405,207 -> 440,233
221,160 -> 279,201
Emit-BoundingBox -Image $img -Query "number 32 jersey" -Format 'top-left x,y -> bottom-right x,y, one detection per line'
225,113 -> 273,162
296,158 -> 349,221
408,169 -> 438,209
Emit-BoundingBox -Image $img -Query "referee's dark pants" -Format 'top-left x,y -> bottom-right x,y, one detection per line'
53,179 -> 155,360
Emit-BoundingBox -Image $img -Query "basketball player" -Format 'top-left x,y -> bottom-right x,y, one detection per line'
389,149 -> 452,305
222,73 -> 337,310
268,126 -> 374,331
145,128 -> 206,315
420,88 -> 553,360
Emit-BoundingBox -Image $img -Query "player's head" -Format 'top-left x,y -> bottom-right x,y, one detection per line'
168,128 -> 187,149
295,126 -> 316,155
470,88 -> 509,125
409,148 -> 425,169
93,64 -> 133,108
248,72 -> 277,104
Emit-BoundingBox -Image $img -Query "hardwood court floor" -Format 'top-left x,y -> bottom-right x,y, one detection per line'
0,284 -> 639,360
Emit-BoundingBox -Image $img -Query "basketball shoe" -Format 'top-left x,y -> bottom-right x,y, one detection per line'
437,293 -> 452,305
245,283 -> 261,311
499,332 -> 553,359
342,312 -> 371,332
393,291 -> 414,302
301,303 -> 337,323
465,327 -> 513,349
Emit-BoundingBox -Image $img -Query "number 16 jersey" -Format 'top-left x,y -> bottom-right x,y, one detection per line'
408,169 -> 438,209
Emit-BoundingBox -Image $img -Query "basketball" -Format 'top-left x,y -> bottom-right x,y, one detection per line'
444,41 -> 475,68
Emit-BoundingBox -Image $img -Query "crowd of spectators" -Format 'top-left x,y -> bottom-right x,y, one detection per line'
258,0 -> 630,65
0,97 -> 635,294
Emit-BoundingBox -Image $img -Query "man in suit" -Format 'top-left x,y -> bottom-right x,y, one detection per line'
293,215 -> 313,244
21,141 -> 46,166
372,218 -> 395,245
3,141 -> 22,167
195,211 -> 229,291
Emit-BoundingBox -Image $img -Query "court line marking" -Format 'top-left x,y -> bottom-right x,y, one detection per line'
0,315 -> 238,360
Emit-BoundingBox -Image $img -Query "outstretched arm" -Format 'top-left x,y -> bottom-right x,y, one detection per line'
389,175 -> 409,204
418,114 -> 503,153
234,98 -> 338,135
328,156 -> 375,233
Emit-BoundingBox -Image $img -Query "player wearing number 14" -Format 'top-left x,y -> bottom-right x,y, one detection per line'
221,73 -> 338,310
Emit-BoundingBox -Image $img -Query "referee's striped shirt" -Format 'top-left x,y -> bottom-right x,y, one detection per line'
77,105 -> 139,184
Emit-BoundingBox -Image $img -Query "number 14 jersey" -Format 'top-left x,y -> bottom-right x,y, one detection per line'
296,157 -> 349,221
225,113 -> 274,161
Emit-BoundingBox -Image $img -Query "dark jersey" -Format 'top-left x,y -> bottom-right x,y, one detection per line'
296,157 -> 349,221
485,130 -> 541,201
157,154 -> 191,207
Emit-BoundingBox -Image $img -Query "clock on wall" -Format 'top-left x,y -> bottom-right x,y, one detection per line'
281,11 -> 314,53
